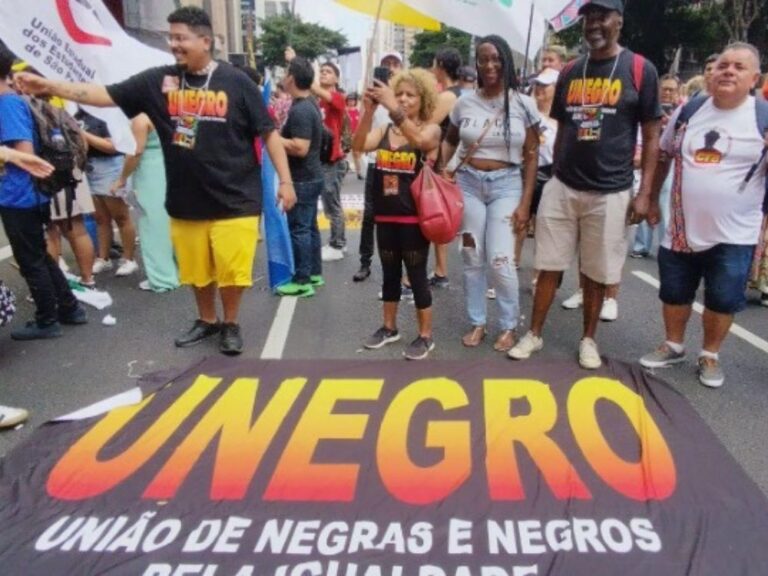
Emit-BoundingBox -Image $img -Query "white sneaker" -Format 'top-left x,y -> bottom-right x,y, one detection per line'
600,298 -> 618,321
579,337 -> 602,369
92,258 -> 114,274
486,288 -> 496,299
115,258 -> 139,276
321,245 -> 345,262
138,279 -> 152,291
58,257 -> 70,274
562,289 -> 583,309
0,405 -> 29,428
508,330 -> 544,360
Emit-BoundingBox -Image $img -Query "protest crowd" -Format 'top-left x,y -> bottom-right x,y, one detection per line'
1,0 -> 768,428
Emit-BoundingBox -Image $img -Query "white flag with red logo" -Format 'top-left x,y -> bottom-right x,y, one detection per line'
0,0 -> 174,153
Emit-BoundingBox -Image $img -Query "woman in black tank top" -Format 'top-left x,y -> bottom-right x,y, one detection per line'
352,69 -> 442,360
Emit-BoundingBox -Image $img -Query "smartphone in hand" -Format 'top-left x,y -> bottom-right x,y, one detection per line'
373,66 -> 392,85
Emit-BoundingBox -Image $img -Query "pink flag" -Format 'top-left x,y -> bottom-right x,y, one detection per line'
549,0 -> 587,31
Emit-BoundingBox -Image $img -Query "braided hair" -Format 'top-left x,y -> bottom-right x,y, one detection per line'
475,35 -> 519,151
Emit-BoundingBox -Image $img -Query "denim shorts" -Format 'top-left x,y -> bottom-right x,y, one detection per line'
658,244 -> 755,314
86,155 -> 124,197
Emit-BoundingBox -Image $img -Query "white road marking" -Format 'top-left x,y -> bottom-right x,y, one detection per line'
0,245 -> 12,262
632,270 -> 768,355
260,295 -> 297,359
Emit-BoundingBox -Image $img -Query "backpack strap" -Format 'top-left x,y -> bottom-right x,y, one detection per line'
631,53 -> 645,93
753,99 -> 768,213
755,98 -> 768,136
674,95 -> 709,131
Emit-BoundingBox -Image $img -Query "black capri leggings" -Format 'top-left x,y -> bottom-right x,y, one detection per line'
376,222 -> 432,310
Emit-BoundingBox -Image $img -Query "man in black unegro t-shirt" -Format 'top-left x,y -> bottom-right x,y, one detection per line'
15,6 -> 296,356
277,56 -> 325,298
509,0 -> 661,369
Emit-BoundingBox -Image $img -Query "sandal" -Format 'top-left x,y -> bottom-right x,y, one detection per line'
462,325 -> 486,347
493,330 -> 517,352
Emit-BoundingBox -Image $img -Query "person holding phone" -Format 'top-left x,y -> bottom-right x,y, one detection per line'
353,69 -> 441,360
353,52 -> 404,283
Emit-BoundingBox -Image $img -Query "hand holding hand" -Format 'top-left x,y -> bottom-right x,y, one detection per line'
628,194 -> 650,225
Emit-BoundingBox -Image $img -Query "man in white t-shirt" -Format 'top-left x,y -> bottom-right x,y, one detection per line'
640,42 -> 768,389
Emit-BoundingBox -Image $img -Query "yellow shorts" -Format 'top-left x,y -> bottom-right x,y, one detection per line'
170,216 -> 259,288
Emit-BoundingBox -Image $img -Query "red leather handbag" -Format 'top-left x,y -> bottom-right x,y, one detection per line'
410,109 -> 501,244
410,162 -> 464,244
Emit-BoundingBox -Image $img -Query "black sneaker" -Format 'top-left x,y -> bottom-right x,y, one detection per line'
219,323 -> 244,355
11,321 -> 63,341
353,265 -> 371,282
174,319 -> 220,348
429,274 -> 450,289
59,304 -> 88,325
630,250 -> 648,259
364,326 -> 401,349
404,336 -> 435,360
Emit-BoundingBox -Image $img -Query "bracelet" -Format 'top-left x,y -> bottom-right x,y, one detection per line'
279,181 -> 294,186
389,107 -> 406,127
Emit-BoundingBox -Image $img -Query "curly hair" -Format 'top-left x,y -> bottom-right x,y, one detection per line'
390,68 -> 438,123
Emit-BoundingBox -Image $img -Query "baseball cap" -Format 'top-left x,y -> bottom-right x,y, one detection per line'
380,51 -> 403,65
459,66 -> 477,82
532,68 -> 559,86
578,0 -> 624,15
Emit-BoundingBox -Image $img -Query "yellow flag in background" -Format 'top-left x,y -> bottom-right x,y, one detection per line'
334,0 -> 441,30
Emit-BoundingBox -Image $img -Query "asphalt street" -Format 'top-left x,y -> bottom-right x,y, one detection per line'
1,171 -> 768,497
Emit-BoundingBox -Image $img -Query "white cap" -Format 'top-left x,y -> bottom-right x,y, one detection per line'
380,51 -> 403,65
533,68 -> 560,86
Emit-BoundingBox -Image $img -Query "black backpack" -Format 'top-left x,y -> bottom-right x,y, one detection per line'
24,97 -> 88,218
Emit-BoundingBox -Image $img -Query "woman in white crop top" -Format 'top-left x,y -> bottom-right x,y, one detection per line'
441,35 -> 540,353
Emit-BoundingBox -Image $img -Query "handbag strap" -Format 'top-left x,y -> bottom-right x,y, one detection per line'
449,106 -> 505,177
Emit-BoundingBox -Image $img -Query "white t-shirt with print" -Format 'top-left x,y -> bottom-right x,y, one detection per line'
538,115 -> 557,166
450,90 -> 540,165
660,96 -> 767,252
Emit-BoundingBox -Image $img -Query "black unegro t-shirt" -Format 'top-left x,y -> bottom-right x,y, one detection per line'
551,49 -> 661,193
373,125 -> 423,218
280,97 -> 323,182
106,62 -> 275,219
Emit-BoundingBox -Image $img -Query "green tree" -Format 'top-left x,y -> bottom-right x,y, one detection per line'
257,13 -> 348,67
410,26 -> 472,68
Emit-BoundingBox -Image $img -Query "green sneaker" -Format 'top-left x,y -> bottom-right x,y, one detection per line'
276,282 -> 315,298
310,275 -> 325,287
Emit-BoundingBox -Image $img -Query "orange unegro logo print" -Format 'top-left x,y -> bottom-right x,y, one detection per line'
376,149 -> 418,173
167,89 -> 229,118
566,78 -> 624,107
46,375 -> 677,504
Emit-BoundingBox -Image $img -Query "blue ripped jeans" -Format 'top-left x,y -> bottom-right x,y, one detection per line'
456,165 -> 522,331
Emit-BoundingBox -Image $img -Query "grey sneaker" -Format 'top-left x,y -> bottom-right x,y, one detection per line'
364,326 -> 401,349
429,274 -> 450,289
640,343 -> 686,369
698,357 -> 724,388
404,336 -> 435,360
